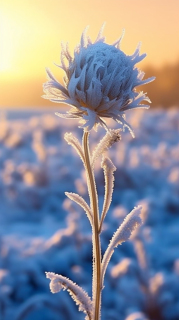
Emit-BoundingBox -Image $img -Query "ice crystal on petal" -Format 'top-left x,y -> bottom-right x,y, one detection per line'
44,26 -> 155,133
43,25 -> 155,133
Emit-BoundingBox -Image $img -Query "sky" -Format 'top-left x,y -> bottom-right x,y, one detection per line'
1,0 -> 179,108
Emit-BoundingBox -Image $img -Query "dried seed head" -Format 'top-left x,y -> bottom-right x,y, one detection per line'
43,25 -> 155,133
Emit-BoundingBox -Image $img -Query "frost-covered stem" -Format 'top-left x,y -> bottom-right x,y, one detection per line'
83,131 -> 101,320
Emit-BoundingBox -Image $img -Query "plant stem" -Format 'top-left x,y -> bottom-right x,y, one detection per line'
83,131 -> 101,320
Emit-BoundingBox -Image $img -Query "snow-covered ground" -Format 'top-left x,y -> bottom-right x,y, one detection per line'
0,108 -> 179,320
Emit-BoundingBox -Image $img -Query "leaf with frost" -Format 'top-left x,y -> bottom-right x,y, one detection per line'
101,206 -> 142,286
99,157 -> 116,232
91,129 -> 121,167
46,272 -> 93,320
65,192 -> 93,226
64,132 -> 85,165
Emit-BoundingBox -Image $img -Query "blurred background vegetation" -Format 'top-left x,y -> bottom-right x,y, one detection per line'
142,61 -> 179,108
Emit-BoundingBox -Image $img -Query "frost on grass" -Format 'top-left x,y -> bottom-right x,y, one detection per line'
46,272 -> 93,320
1,109 -> 179,320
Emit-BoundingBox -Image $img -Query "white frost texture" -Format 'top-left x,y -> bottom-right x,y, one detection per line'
46,272 -> 93,320
102,206 -> 142,286
43,25 -> 155,133
0,109 -> 179,320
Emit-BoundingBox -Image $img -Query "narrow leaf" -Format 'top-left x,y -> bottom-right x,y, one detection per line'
101,206 -> 142,287
46,272 -> 93,320
91,129 -> 121,167
99,157 -> 116,232
64,132 -> 85,165
65,192 -> 93,226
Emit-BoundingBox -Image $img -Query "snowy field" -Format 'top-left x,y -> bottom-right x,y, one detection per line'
0,108 -> 179,320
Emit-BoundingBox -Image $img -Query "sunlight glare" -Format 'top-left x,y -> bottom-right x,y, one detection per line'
0,12 -> 15,72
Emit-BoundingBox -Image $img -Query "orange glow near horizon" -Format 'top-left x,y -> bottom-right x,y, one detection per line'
1,0 -> 179,107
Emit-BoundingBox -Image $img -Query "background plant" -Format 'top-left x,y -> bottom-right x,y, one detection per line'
0,108 -> 179,320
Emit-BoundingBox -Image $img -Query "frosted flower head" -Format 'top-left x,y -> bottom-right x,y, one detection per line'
43,25 -> 155,135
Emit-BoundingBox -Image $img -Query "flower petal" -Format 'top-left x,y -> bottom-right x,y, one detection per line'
43,25 -> 155,133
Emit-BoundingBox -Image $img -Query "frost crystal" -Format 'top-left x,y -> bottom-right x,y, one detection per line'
101,205 -> 142,286
91,129 -> 121,167
46,272 -> 93,320
43,25 -> 155,133
100,157 -> 116,232
65,192 -> 93,226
